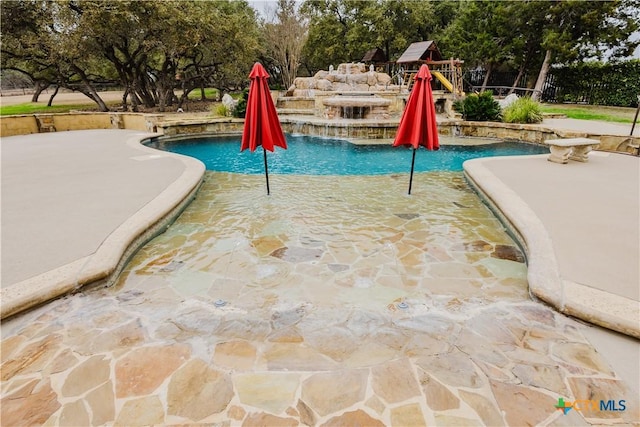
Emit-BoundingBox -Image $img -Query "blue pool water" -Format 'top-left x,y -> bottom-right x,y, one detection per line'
154,135 -> 547,175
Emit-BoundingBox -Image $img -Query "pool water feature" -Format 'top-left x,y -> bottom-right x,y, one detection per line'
151,135 -> 548,174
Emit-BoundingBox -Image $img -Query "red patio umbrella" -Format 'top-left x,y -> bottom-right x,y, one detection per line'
393,64 -> 439,194
241,62 -> 287,195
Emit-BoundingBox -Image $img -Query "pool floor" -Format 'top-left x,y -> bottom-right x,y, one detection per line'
1,172 -> 634,426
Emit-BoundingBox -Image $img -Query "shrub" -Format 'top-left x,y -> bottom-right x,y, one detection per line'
214,103 -> 229,117
233,89 -> 249,118
453,91 -> 501,121
502,96 -> 543,124
547,60 -> 640,107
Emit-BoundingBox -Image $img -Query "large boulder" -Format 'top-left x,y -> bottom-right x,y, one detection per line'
333,83 -> 353,92
498,93 -> 519,109
337,62 -> 366,74
347,73 -> 369,85
293,77 -> 310,89
221,94 -> 237,114
315,79 -> 333,91
376,74 -> 392,85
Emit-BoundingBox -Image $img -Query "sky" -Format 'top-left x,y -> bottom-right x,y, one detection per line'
249,0 -> 280,19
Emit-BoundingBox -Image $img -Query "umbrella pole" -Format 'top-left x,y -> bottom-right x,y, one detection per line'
408,148 -> 417,195
263,147 -> 270,195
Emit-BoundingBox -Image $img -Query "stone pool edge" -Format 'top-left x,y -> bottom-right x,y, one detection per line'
463,156 -> 640,339
0,135 -> 205,320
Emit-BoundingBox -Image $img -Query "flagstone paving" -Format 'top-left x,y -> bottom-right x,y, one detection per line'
1,172 -> 637,426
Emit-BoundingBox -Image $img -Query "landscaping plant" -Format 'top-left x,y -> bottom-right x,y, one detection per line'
454,91 -> 501,121
214,104 -> 229,117
233,89 -> 249,119
502,96 -> 543,124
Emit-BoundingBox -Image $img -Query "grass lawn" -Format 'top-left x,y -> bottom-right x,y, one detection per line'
0,103 -> 100,116
186,88 -> 219,100
1,88 -> 222,116
541,103 -> 638,124
3,92 -> 637,125
0,100 -> 227,117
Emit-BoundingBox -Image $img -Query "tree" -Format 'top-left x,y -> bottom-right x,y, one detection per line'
531,0 -> 639,100
440,1 -> 519,90
301,0 -> 360,72
1,0 -> 111,109
346,0 -> 437,62
263,0 -> 308,90
300,0 -> 442,74
1,0 -> 261,111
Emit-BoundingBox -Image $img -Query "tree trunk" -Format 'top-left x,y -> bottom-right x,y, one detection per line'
129,85 -> 140,112
71,65 -> 109,111
31,80 -> 50,102
90,92 -> 109,112
200,84 -> 206,101
532,49 -> 552,101
481,63 -> 493,92
121,88 -> 129,111
47,86 -> 59,107
178,89 -> 191,110
508,65 -> 525,95
86,88 -> 109,112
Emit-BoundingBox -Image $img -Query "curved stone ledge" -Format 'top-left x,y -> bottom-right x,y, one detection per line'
438,119 -> 639,153
2,112 -> 637,154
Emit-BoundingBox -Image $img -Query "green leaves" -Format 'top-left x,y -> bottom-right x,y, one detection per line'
1,0 -> 261,110
502,97 -> 543,124
233,88 -> 249,119
453,91 -> 501,121
550,60 -> 640,107
301,0 -> 440,71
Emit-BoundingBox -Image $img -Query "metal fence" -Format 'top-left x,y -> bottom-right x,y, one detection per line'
464,66 -> 639,107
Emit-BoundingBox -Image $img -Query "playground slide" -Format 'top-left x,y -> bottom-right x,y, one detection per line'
431,71 -> 453,92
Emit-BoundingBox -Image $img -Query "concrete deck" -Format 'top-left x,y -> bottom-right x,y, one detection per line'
464,152 -> 639,338
0,130 -> 205,318
542,117 -> 639,137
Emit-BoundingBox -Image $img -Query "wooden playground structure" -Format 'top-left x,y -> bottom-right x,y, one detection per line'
362,41 -> 465,112
395,41 -> 464,96
401,59 -> 464,95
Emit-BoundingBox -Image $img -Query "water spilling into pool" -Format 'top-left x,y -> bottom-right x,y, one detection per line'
151,135 -> 547,174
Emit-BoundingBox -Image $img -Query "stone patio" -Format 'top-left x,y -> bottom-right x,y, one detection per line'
2,172 -> 637,426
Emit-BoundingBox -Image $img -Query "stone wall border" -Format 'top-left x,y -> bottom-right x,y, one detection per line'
2,112 -> 637,154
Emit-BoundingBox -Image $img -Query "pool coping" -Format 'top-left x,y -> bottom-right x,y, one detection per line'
464,156 -> 639,339
0,134 -> 205,320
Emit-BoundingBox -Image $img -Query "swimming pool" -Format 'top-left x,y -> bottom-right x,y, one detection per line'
153,135 -> 547,174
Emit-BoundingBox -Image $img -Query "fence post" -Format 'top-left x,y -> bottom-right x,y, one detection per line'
631,94 -> 639,139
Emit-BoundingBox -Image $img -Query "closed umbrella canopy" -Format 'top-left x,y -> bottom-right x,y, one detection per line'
241,63 -> 287,153
241,62 -> 287,194
393,64 -> 440,194
393,64 -> 440,151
